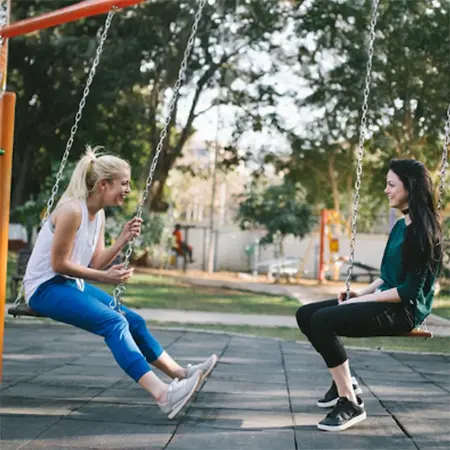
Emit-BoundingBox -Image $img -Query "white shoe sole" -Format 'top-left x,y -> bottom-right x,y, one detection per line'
316,386 -> 363,408
167,374 -> 202,420
201,354 -> 218,381
317,411 -> 367,431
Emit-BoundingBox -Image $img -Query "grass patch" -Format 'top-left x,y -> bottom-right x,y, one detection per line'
146,320 -> 450,354
432,295 -> 450,320
96,273 -> 299,315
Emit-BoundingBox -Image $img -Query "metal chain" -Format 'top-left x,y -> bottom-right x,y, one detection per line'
111,0 -> 207,310
13,8 -> 116,308
345,0 -> 379,298
437,103 -> 450,212
41,8 -> 116,224
420,103 -> 450,333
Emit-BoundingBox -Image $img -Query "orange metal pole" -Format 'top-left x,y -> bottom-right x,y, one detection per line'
0,0 -> 146,39
0,92 -> 16,382
0,0 -> 11,384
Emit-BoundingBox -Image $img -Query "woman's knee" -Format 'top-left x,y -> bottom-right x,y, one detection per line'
296,304 -> 315,331
100,312 -> 130,338
310,307 -> 336,334
125,310 -> 147,331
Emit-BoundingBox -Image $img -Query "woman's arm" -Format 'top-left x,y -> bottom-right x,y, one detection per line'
51,203 -> 133,284
51,202 -> 107,282
89,215 -> 143,270
356,277 -> 384,296
354,267 -> 428,304
343,287 -> 402,304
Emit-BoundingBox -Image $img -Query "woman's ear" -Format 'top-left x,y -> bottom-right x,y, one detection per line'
98,179 -> 108,191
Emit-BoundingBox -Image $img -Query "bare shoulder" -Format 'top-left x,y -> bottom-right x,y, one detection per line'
52,200 -> 82,228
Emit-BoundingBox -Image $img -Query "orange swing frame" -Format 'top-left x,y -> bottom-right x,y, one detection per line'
0,0 -> 146,382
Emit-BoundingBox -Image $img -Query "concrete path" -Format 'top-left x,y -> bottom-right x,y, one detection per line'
1,321 -> 449,449
137,271 -> 450,337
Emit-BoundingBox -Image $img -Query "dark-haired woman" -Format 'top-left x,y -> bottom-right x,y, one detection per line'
296,159 -> 443,432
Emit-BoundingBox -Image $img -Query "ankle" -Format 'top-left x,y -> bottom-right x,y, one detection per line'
155,386 -> 168,404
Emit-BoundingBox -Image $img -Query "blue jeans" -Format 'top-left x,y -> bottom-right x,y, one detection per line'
29,276 -> 164,382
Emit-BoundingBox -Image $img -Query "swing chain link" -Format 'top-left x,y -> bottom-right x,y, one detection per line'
345,0 -> 379,299
13,8 -> 116,308
111,0 -> 207,310
437,103 -> 450,212
41,8 -> 117,225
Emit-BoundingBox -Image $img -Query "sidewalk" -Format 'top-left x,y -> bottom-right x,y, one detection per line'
1,321 -> 449,449
6,273 -> 450,336
136,269 -> 450,337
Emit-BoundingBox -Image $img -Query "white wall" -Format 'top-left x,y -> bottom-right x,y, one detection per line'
183,225 -> 388,278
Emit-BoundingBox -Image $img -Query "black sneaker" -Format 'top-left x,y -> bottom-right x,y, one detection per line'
317,396 -> 366,431
317,376 -> 362,408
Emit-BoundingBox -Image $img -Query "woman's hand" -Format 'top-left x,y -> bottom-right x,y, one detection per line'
118,217 -> 143,246
101,263 -> 134,284
337,290 -> 358,304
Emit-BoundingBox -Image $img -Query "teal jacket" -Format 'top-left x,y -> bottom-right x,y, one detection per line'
379,218 -> 437,327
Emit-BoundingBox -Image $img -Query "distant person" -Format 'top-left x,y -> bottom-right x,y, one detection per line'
172,224 -> 194,263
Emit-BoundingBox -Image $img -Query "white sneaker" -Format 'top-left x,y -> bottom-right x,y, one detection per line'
186,354 -> 218,381
158,370 -> 202,419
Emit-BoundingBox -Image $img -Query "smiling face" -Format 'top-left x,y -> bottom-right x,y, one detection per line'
99,168 -> 131,207
384,169 -> 409,211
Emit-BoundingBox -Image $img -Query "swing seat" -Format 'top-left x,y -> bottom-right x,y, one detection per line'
8,303 -> 44,318
401,328 -> 433,338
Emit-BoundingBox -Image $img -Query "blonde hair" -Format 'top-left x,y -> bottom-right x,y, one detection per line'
58,145 -> 130,204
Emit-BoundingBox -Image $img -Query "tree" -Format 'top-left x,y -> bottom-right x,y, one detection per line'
267,0 -> 449,221
236,181 -> 316,258
8,0 -> 304,213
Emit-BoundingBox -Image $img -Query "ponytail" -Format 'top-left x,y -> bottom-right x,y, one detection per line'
57,145 -> 129,206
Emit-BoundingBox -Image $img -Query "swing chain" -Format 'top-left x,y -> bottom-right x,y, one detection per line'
13,8 -> 116,308
111,0 -> 207,310
437,103 -> 450,212
345,0 -> 379,298
41,8 -> 117,225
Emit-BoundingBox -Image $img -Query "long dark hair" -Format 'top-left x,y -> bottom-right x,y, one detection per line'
389,159 -> 443,275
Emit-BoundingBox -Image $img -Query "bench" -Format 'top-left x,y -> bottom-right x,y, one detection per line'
339,258 -> 380,283
9,248 -> 32,301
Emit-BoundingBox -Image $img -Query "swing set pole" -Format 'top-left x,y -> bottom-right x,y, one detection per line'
0,0 -> 146,39
0,0 -> 145,382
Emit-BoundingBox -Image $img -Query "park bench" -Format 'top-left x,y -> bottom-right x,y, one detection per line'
9,248 -> 32,301
338,258 -> 380,283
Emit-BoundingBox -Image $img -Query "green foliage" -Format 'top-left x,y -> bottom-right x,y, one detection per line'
237,182 -> 316,248
9,0 -> 300,212
267,0 -> 449,223
440,217 -> 450,292
105,211 -> 169,254
12,160 -> 77,240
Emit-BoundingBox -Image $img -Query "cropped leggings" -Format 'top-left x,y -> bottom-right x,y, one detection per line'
295,299 -> 415,368
29,276 -> 164,382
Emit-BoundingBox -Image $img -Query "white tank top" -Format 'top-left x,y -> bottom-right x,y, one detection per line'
23,200 -> 103,301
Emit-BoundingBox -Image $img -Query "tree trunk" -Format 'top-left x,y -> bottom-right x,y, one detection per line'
327,153 -> 340,212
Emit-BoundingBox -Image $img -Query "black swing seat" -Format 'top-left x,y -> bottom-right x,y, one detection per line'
8,303 -> 44,318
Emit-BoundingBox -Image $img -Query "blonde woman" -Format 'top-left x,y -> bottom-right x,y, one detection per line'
23,146 -> 217,419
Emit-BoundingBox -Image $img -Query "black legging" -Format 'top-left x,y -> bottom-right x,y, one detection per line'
296,299 -> 415,368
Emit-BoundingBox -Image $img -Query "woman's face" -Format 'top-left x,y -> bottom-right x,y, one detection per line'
384,170 -> 409,210
100,168 -> 131,207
